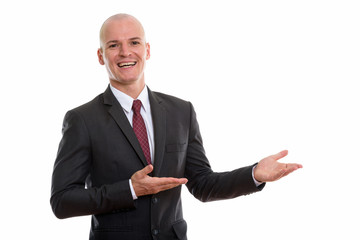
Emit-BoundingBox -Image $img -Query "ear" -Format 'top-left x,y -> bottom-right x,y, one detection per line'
97,48 -> 105,65
145,43 -> 150,60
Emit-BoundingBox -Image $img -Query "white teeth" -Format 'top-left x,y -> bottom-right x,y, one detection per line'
118,62 -> 136,68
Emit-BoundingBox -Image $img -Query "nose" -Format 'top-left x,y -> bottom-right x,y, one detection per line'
119,44 -> 131,57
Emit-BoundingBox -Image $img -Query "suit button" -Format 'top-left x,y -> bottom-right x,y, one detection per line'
152,197 -> 158,204
152,229 -> 159,235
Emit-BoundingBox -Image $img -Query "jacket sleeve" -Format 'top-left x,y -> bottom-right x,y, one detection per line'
184,103 -> 265,202
50,110 -> 134,219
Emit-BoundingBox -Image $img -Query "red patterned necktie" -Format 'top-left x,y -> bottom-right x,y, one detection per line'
132,100 -> 151,165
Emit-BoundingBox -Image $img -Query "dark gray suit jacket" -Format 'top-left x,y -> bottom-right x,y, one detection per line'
50,85 -> 264,240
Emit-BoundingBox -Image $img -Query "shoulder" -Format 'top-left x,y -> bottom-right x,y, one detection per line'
71,93 -> 104,114
67,85 -> 116,115
151,90 -> 192,109
61,90 -> 109,127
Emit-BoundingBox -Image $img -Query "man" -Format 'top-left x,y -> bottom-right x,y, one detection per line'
50,14 -> 302,240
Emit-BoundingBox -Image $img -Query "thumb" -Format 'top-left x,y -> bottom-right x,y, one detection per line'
141,164 -> 154,176
273,150 -> 288,161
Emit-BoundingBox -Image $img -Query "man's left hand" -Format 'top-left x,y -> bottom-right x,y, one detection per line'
254,150 -> 302,182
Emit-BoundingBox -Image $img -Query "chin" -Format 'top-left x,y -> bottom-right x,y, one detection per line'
111,78 -> 142,85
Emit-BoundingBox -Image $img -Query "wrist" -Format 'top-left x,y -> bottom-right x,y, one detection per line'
252,165 -> 263,187
128,179 -> 138,200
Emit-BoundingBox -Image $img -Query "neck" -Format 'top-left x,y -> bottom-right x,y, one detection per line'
109,80 -> 145,99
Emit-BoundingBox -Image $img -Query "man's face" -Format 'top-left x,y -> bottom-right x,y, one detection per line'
97,17 -> 150,87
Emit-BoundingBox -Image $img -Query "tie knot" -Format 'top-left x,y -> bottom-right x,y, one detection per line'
132,100 -> 142,114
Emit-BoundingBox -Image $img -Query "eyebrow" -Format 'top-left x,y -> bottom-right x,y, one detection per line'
105,37 -> 144,46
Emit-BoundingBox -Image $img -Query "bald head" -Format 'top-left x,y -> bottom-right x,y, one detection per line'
99,14 -> 146,50
96,13 -> 151,97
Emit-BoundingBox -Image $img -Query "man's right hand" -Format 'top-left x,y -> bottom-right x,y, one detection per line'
131,165 -> 188,197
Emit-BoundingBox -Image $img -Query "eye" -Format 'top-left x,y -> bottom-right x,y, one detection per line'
131,41 -> 140,46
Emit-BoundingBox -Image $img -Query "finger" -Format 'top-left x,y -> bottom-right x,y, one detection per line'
154,177 -> 188,185
179,178 -> 188,184
278,164 -> 302,179
149,178 -> 188,194
157,181 -> 187,192
174,178 -> 188,184
272,150 -> 288,161
140,164 -> 154,176
286,163 -> 303,169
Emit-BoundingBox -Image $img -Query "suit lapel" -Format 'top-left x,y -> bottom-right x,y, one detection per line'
103,86 -> 148,167
148,89 -> 166,177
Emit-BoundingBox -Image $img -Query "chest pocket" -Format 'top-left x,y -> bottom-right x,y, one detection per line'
166,143 -> 187,152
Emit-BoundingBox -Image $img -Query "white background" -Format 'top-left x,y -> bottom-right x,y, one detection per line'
1,0 -> 359,239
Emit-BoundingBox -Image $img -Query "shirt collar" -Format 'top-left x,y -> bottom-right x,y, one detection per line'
109,84 -> 150,113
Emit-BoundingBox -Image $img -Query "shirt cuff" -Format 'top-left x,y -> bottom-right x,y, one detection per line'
252,165 -> 263,187
129,179 -> 138,200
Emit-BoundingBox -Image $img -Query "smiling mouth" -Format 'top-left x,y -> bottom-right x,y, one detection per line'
118,62 -> 137,68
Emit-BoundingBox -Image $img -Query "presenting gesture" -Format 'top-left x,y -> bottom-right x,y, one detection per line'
254,150 -> 302,182
131,164 -> 188,197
